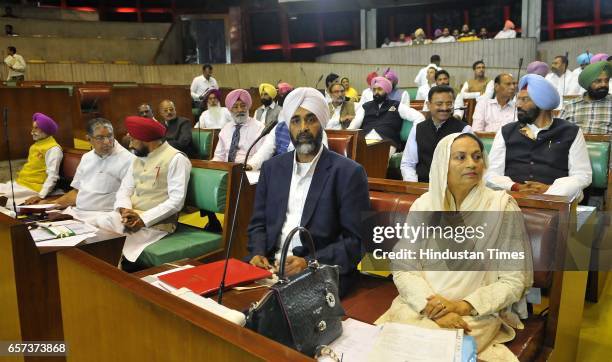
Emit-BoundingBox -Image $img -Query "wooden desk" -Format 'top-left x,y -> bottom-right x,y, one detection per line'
0,214 -> 125,362
325,129 -> 391,178
0,87 -> 76,160
56,248 -> 312,362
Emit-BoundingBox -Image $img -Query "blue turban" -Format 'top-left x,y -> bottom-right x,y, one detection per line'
576,52 -> 593,66
518,74 -> 560,111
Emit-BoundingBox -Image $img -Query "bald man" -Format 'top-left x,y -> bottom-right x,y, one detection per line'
158,99 -> 194,156
486,74 -> 591,201
247,87 -> 369,297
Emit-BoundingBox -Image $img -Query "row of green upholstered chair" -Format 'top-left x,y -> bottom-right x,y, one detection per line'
387,119 -> 415,179
133,163 -> 232,268
192,129 -> 221,160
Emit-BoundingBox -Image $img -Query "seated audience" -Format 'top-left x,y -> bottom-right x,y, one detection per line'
433,27 -> 456,43
137,103 -> 157,120
0,113 -> 62,207
451,29 -> 460,39
471,73 -> 517,132
545,55 -> 581,96
416,67 -> 437,101
413,28 -> 432,45
590,53 -> 612,94
158,99 -> 194,156
401,85 -> 471,182
478,27 -> 489,39
378,133 -> 532,361
247,87 -> 370,297
194,89 -> 232,129
255,83 -> 281,127
384,69 -> 411,106
213,89 -> 264,163
93,116 -> 191,271
381,37 -> 391,48
560,61 -> 611,135
358,71 -> 378,107
340,77 -> 359,102
573,52 -> 593,93
324,73 -> 340,102
459,60 -> 494,100
458,30 -> 480,42
349,77 -> 425,155
486,74 -> 592,202
415,55 -> 442,87
56,118 -> 134,222
276,82 -> 294,106
390,33 -> 411,47
422,70 -> 465,119
494,20 -> 517,39
432,28 -> 442,42
458,24 -> 470,39
326,83 -> 356,130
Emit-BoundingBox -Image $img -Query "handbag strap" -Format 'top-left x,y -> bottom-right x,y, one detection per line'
278,226 -> 317,281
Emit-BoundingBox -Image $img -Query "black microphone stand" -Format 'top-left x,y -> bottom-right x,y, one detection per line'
217,120 -> 278,304
3,108 -> 17,214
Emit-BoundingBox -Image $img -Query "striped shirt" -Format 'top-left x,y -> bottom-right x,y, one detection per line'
560,94 -> 612,135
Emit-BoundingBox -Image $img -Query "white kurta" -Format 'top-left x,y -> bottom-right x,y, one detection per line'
190,75 -> 219,101
494,29 -> 516,39
91,152 -> 192,262
4,54 -> 26,79
195,107 -> 232,129
414,64 -> 441,87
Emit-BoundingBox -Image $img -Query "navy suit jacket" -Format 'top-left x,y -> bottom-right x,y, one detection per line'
247,147 -> 370,276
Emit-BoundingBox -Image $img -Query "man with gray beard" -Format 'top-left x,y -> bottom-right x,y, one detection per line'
246,87 -> 370,297
212,89 -> 265,163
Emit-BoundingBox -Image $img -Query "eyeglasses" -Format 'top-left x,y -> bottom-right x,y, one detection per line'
92,135 -> 114,142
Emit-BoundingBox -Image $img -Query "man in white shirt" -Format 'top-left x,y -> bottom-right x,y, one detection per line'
486,74 -> 591,202
190,64 -> 219,103
471,73 -> 517,132
55,118 -> 135,223
545,55 -> 581,96
433,28 -> 456,43
247,87 -> 370,296
4,46 -> 25,81
357,71 -> 378,108
416,67 -> 437,100
213,89 -> 264,164
414,55 -> 441,87
0,113 -> 62,208
494,20 -> 516,39
254,83 -> 281,127
401,85 -> 472,182
194,89 -> 232,129
92,116 -> 192,271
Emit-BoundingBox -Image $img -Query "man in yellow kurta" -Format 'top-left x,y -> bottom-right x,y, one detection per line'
0,113 -> 62,209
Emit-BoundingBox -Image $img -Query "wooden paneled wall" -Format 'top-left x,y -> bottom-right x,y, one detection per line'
317,38 -> 538,69
14,62 -> 521,91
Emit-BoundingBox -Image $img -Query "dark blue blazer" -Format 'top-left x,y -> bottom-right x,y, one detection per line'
247,147 -> 370,276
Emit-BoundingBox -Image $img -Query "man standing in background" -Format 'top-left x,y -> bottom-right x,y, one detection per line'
4,46 -> 25,81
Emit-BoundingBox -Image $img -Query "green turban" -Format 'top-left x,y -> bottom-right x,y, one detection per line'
578,61 -> 612,90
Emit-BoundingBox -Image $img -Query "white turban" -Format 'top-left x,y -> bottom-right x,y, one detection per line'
279,87 -> 329,128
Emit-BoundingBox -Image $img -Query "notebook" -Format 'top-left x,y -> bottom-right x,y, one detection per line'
158,258 -> 272,295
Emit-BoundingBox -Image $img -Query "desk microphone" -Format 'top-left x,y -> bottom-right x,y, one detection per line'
217,119 -> 278,304
2,107 -> 17,216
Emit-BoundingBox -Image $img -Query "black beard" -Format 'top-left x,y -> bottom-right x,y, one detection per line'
587,87 -> 609,100
517,107 -> 541,124
261,98 -> 272,107
373,94 -> 386,104
277,96 -> 285,106
131,147 -> 149,157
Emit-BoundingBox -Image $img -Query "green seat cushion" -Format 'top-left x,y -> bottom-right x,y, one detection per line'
187,167 -> 227,213
480,137 -> 494,154
44,84 -> 74,96
405,87 -> 418,100
587,141 -> 610,189
388,152 -> 402,170
192,108 -> 201,117
192,130 -> 213,159
400,119 -> 413,143
136,224 -> 222,267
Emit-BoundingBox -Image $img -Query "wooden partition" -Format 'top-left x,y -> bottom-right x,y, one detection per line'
326,129 -> 391,178
0,213 -> 124,361
0,87 -> 76,160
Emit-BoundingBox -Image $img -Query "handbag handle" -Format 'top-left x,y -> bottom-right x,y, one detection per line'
278,226 -> 317,281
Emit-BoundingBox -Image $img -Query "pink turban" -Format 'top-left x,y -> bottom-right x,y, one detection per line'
371,76 -> 392,94
434,29 -> 442,38
225,89 -> 252,110
526,61 -> 550,77
383,69 -> 399,84
33,112 -> 58,135
590,53 -> 610,64
504,20 -> 515,30
277,82 -> 293,95
366,71 -> 378,86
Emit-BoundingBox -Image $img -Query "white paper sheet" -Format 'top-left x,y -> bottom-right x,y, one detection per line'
36,233 -> 96,247
324,318 -> 382,362
16,203 -> 58,211
245,170 -> 260,185
367,323 -> 462,362
30,220 -> 99,241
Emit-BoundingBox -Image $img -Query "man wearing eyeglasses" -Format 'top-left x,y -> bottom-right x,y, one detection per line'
55,118 -> 134,222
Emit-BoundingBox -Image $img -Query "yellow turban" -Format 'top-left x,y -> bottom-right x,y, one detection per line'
259,83 -> 278,99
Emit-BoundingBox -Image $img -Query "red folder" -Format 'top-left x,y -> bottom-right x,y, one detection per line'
158,258 -> 272,295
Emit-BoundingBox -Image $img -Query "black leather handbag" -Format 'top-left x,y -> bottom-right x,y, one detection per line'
245,226 -> 345,357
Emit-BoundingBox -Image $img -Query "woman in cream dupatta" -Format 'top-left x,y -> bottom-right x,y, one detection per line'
375,133 -> 533,362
